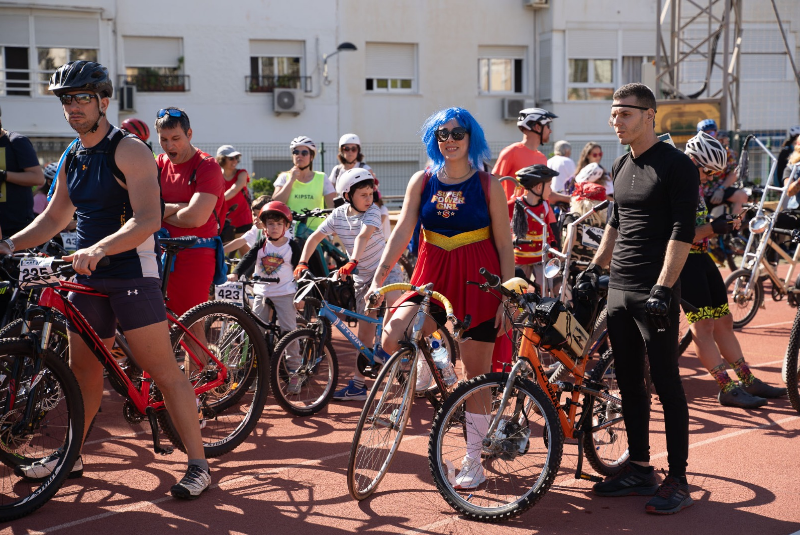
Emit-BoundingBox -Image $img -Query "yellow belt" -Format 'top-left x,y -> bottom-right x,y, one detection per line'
422,227 -> 490,252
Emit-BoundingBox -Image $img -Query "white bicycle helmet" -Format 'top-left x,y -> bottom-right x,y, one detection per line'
685,132 -> 726,172
338,133 -> 361,148
290,136 -> 316,153
336,168 -> 375,198
789,126 -> 800,137
517,108 -> 557,131
574,162 -> 604,183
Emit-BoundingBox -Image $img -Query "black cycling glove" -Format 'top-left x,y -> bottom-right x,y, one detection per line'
645,284 -> 672,330
574,263 -> 602,302
710,214 -> 735,235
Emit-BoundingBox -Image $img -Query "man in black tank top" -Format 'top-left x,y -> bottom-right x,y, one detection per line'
577,84 -> 698,515
0,61 -> 210,499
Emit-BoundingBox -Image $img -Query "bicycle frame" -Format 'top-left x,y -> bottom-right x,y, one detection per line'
736,143 -> 796,296
34,281 -> 228,415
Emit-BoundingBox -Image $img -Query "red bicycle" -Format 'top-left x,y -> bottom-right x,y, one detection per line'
0,252 -> 268,521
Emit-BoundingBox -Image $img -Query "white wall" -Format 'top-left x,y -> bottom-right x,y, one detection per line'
1,0 -> 798,154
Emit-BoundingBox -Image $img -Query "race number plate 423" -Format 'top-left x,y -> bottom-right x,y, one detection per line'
215,281 -> 244,303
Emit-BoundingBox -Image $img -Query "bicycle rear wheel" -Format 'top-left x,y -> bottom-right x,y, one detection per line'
428,373 -> 562,522
160,301 -> 269,458
582,350 -> 629,476
725,268 -> 764,328
270,327 -> 338,416
0,340 -> 84,522
347,346 -> 416,500
782,306 -> 800,413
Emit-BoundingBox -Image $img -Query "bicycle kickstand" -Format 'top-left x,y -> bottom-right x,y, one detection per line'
145,407 -> 174,455
573,430 -> 603,483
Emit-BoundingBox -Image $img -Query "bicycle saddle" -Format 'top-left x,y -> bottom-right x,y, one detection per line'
159,236 -> 199,250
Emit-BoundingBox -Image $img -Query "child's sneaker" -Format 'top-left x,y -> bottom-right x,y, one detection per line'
333,379 -> 367,401
453,456 -> 486,490
287,374 -> 303,394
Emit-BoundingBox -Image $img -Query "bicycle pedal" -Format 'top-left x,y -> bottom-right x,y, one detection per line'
577,472 -> 603,483
156,446 -> 174,456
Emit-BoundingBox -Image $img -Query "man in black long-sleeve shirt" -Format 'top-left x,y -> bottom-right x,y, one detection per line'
578,83 -> 699,515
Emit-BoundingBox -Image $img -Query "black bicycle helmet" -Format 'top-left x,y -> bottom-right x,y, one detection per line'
48,61 -> 113,98
516,164 -> 559,190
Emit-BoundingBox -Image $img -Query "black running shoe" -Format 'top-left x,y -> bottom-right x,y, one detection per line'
593,463 -> 658,497
718,386 -> 767,408
170,465 -> 211,500
742,378 -> 787,399
645,476 -> 693,514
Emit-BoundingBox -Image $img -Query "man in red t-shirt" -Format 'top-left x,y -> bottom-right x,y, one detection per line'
493,108 -> 570,205
155,108 -> 224,316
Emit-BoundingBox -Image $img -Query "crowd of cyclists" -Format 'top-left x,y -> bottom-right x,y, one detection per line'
1,59 -> 799,520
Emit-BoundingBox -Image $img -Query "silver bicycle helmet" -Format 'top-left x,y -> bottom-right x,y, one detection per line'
685,132 -> 726,172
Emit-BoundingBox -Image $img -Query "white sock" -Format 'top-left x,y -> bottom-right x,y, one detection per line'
464,412 -> 491,460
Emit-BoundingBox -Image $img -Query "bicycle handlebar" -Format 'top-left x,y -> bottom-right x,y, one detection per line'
772,227 -> 800,243
370,282 -> 471,338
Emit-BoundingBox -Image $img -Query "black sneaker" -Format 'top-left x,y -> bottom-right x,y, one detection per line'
645,476 -> 693,514
593,463 -> 658,497
742,378 -> 787,399
718,386 -> 767,408
170,465 -> 211,500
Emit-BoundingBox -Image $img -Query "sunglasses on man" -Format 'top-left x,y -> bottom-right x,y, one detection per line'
157,108 -> 184,119
435,127 -> 469,142
59,93 -> 98,105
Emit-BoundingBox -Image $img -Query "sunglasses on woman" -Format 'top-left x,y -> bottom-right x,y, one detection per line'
435,127 -> 469,142
59,93 -> 98,105
694,161 -> 719,176
341,146 -> 358,153
292,149 -> 310,156
590,151 -> 603,158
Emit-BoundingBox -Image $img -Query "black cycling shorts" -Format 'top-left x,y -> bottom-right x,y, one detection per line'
678,253 -> 729,323
67,277 -> 167,339
405,294 -> 498,343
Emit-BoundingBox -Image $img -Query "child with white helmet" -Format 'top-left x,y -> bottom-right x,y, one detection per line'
328,133 -> 377,191
294,168 -> 404,400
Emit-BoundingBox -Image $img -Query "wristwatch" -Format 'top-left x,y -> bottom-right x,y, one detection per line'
0,170 -> 7,184
1,238 -> 14,253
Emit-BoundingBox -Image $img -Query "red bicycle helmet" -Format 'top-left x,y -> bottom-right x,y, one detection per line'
259,201 -> 293,224
121,117 -> 150,142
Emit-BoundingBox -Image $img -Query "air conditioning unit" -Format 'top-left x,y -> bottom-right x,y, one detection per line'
273,88 -> 305,115
502,98 -> 536,121
119,84 -> 136,112
523,0 -> 550,7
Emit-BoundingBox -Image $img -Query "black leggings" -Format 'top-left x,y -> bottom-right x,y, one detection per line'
606,287 -> 689,479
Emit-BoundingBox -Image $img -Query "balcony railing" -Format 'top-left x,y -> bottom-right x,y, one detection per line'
245,75 -> 311,93
118,74 -> 190,92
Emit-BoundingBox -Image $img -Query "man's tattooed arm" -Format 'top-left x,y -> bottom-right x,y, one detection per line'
374,263 -> 391,286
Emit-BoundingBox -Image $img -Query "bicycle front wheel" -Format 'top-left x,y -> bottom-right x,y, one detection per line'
783,306 -> 800,413
160,301 -> 270,458
725,268 -> 764,328
347,346 -> 416,500
582,350 -> 630,476
0,340 -> 84,522
428,373 -> 563,522
270,327 -> 338,416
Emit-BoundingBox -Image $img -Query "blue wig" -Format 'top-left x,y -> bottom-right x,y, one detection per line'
419,107 -> 491,174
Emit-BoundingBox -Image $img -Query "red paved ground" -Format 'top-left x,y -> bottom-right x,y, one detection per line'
8,277 -> 800,535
